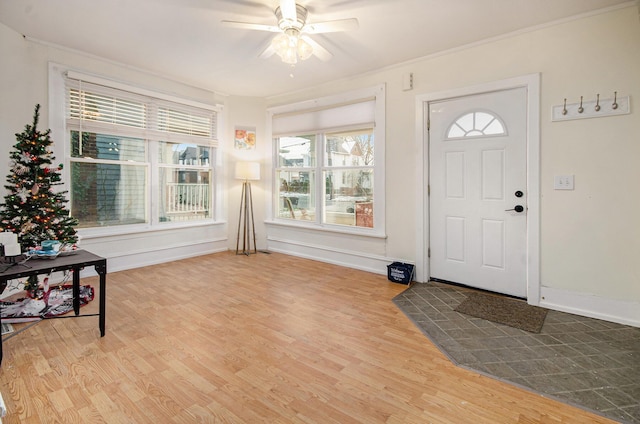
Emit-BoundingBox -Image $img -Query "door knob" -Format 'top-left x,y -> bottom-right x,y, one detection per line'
505,205 -> 524,213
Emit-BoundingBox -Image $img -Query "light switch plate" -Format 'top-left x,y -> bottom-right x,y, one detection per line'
554,175 -> 574,190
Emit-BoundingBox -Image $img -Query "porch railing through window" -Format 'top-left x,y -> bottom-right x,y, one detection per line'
164,183 -> 210,221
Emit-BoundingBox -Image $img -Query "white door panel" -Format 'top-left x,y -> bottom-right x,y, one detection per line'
429,87 -> 527,297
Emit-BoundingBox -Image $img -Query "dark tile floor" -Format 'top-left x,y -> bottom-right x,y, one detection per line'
393,282 -> 640,424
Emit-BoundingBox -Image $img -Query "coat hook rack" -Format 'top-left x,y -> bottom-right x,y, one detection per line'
578,96 -> 584,114
552,92 -> 630,121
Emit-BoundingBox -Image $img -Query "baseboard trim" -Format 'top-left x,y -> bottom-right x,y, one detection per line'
267,236 -> 407,277
79,238 -> 228,276
105,244 -> 228,274
0,240 -> 227,297
539,286 -> 640,328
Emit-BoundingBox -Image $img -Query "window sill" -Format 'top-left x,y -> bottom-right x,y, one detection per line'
78,220 -> 226,240
264,219 -> 387,240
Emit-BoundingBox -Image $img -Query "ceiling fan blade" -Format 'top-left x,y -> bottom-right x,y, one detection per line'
221,20 -> 281,32
301,36 -> 333,62
279,0 -> 297,22
259,41 -> 276,59
303,18 -> 359,34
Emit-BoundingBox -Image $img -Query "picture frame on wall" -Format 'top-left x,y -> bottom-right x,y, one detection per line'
235,126 -> 256,150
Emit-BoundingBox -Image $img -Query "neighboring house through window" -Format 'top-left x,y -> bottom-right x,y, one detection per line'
270,85 -> 385,234
63,72 -> 219,229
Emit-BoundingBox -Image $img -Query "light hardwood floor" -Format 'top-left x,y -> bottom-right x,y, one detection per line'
0,252 -> 615,423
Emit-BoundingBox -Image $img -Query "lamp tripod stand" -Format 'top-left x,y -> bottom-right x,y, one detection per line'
235,161 -> 260,255
236,179 -> 257,255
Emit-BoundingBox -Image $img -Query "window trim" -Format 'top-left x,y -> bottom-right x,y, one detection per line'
268,85 -> 386,236
48,63 -> 224,237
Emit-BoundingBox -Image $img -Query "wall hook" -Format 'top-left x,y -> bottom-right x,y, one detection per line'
577,96 -> 584,114
552,92 -> 629,121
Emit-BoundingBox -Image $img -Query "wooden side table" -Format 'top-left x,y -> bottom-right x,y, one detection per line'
0,250 -> 107,365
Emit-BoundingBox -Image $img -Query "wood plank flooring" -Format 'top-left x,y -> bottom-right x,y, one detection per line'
0,252 -> 616,423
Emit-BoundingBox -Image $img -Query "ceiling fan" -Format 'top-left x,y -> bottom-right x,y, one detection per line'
221,0 -> 358,65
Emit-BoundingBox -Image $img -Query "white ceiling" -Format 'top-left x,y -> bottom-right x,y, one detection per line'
0,0 -> 633,98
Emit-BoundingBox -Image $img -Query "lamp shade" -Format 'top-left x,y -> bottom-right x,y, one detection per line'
235,161 -> 261,181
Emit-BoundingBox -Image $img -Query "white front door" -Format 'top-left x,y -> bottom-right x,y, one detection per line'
429,87 -> 528,298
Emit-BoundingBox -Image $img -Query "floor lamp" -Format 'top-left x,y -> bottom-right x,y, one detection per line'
235,161 -> 260,255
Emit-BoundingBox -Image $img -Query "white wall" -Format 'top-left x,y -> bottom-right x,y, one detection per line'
0,23 -> 230,272
265,6 -> 640,325
224,95 -> 269,252
1,6 -> 639,325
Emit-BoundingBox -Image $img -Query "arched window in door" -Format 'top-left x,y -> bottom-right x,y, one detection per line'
446,111 -> 506,140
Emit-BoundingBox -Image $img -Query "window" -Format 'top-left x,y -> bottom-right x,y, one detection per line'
65,76 -> 218,229
157,142 -> 211,223
70,131 -> 148,226
323,129 -> 374,227
271,85 -> 384,232
277,135 -> 316,220
446,111 -> 506,140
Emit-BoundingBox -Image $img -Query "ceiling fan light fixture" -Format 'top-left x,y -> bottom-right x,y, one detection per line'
297,37 -> 313,61
281,47 -> 298,65
271,27 -> 313,65
271,33 -> 290,53
224,1 -> 354,65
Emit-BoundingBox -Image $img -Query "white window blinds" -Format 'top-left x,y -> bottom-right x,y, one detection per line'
68,88 -> 146,129
66,73 -> 218,145
272,99 -> 375,136
157,105 -> 215,138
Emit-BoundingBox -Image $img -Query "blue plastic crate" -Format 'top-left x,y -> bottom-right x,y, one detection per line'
387,262 -> 414,284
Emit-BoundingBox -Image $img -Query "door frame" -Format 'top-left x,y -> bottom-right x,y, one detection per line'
414,74 -> 541,304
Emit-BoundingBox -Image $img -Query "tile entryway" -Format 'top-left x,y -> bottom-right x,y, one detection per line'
393,282 -> 640,424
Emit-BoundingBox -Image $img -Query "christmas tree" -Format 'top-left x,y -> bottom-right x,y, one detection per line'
0,104 -> 78,252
